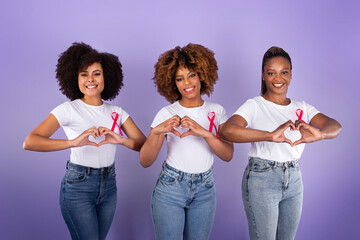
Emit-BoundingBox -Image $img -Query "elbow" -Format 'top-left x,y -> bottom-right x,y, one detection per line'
139,158 -> 152,168
23,137 -> 33,151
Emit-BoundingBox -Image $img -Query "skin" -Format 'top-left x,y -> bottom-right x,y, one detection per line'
221,56 -> 342,146
23,62 -> 146,152
139,67 -> 233,168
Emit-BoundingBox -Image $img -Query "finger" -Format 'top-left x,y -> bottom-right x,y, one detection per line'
171,129 -> 181,137
97,140 -> 109,147
292,138 -> 304,146
180,131 -> 191,138
86,141 -> 98,147
296,122 -> 307,130
283,137 -> 293,146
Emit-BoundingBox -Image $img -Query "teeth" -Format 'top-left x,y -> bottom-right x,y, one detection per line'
185,87 -> 194,92
86,85 -> 97,89
273,83 -> 284,87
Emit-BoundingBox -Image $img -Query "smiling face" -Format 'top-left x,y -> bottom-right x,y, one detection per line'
175,67 -> 202,104
262,57 -> 292,97
78,62 -> 104,103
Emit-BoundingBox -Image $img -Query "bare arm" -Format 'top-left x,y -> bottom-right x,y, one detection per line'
220,115 -> 295,145
291,113 -> 342,146
139,115 -> 181,168
97,117 -> 146,151
23,113 -> 98,151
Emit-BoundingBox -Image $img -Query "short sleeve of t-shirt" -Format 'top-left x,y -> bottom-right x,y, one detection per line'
51,102 -> 72,126
151,107 -> 172,128
233,99 -> 257,127
302,101 -> 320,123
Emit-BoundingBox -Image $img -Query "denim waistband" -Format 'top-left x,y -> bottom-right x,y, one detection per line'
163,163 -> 213,181
66,161 -> 115,175
248,157 -> 299,169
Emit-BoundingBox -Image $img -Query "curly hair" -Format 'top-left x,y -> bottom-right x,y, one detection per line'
56,42 -> 123,101
153,43 -> 218,103
261,46 -> 292,95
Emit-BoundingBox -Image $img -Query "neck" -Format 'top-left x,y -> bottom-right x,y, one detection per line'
179,97 -> 204,108
81,96 -> 103,106
262,92 -> 290,105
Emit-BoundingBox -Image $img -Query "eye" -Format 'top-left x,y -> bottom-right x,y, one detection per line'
80,73 -> 88,77
267,72 -> 274,76
189,73 -> 196,78
94,73 -> 101,76
175,78 -> 183,82
282,71 -> 289,75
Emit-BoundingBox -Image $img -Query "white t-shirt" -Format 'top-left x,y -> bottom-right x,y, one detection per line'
151,101 -> 228,173
233,96 -> 320,162
51,99 -> 129,168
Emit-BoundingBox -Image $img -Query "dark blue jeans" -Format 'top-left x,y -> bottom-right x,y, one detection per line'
60,161 -> 117,240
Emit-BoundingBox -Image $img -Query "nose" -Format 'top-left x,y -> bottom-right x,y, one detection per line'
183,77 -> 190,85
87,75 -> 94,82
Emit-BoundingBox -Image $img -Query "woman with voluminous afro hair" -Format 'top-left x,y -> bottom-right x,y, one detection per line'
153,43 -> 218,103
56,42 -> 124,101
23,42 -> 146,240
140,43 -> 233,240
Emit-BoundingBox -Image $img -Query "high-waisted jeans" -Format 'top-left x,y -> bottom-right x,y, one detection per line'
60,161 -> 117,240
151,163 -> 216,240
242,157 -> 303,240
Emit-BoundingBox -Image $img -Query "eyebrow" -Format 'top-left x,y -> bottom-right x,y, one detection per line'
175,71 -> 193,77
79,69 -> 102,73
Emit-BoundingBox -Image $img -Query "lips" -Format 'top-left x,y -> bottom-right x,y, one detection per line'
86,85 -> 98,89
184,87 -> 195,93
273,83 -> 285,88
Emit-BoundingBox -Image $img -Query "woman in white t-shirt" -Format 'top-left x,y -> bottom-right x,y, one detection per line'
139,43 -> 233,240
23,42 -> 146,240
221,46 -> 342,240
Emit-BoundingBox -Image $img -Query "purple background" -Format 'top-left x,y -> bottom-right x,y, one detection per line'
1,0 -> 359,239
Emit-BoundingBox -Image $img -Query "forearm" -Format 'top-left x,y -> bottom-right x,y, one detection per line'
204,133 -> 234,162
121,137 -> 146,152
23,134 -> 73,152
320,118 -> 342,139
139,130 -> 164,168
221,123 -> 273,143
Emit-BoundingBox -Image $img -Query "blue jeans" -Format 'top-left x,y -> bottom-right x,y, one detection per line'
242,157 -> 303,240
151,163 -> 216,240
60,161 -> 117,240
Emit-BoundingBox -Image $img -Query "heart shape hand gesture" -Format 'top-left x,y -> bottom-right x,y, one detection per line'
272,120 -> 322,147
72,126 -> 124,147
154,115 -> 211,139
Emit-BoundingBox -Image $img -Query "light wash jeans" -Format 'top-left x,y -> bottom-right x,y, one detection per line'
242,157 -> 303,240
151,163 -> 216,240
60,161 -> 117,240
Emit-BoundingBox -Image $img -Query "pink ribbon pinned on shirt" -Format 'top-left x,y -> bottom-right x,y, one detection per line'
208,112 -> 219,138
111,112 -> 123,136
296,109 -> 306,123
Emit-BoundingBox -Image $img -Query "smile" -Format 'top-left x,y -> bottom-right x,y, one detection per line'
86,85 -> 98,89
273,83 -> 285,88
184,87 -> 195,93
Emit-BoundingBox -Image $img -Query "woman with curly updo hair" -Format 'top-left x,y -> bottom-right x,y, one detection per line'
140,43 -> 233,240
221,46 -> 341,239
23,42 -> 146,240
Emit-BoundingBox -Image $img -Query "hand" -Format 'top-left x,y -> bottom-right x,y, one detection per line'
97,126 -> 125,147
271,120 -> 296,145
291,121 -> 322,146
71,127 -> 100,147
153,115 -> 182,137
179,116 -> 211,138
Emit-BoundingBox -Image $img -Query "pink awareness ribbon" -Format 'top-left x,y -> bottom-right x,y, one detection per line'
208,112 -> 219,138
296,109 -> 306,123
111,112 -> 123,136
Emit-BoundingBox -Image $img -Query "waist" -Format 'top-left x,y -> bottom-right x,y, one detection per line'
163,163 -> 213,181
66,161 -> 115,175
248,157 -> 299,169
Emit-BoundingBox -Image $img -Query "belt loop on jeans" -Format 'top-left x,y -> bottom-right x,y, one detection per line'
66,160 -> 70,170
201,173 -> 205,182
178,172 -> 184,181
